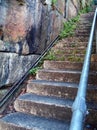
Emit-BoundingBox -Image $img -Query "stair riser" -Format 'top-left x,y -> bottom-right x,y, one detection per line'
75,31 -> 90,35
77,26 -> 91,30
14,100 -> 72,121
43,61 -> 97,71
36,71 -> 97,85
53,49 -> 86,54
27,83 -> 77,100
14,99 -> 97,126
75,34 -> 90,37
27,83 -> 97,102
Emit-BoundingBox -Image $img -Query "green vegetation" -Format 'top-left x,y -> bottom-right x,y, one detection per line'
79,5 -> 92,14
43,51 -> 56,61
59,4 -> 92,39
51,0 -> 57,5
29,4 -> 92,75
59,15 -> 80,39
29,67 -> 41,75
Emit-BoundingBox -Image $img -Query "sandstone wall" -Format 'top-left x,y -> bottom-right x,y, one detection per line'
0,0 -> 92,87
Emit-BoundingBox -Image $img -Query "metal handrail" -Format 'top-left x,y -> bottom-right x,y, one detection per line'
69,8 -> 97,130
0,36 -> 59,110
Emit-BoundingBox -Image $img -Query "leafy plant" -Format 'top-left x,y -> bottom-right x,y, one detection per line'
59,15 -> 80,39
43,51 -> 56,60
52,0 -> 57,5
29,67 -> 41,75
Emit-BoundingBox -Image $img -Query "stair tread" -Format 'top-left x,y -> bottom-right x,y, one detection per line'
16,93 -> 73,107
29,80 -> 97,89
37,69 -> 96,74
30,80 -> 78,88
43,61 -> 97,71
0,112 -> 69,130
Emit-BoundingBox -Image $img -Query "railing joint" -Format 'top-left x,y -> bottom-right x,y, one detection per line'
72,96 -> 87,116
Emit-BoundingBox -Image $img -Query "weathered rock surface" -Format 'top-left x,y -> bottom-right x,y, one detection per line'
0,0 -> 87,87
0,52 -> 39,87
0,0 -> 64,55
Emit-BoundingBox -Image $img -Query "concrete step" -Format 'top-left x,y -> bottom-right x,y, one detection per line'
43,61 -> 97,71
0,112 -> 70,130
27,80 -> 97,102
14,93 -> 72,121
36,69 -> 97,85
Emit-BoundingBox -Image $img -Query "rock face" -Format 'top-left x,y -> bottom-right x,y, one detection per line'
0,0 -> 91,87
0,0 -> 64,55
0,52 -> 39,87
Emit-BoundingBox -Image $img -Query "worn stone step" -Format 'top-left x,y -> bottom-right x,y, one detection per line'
36,69 -> 97,85
54,54 -> 85,62
75,29 -> 91,36
79,18 -> 93,22
80,12 -> 94,18
59,37 -> 90,43
61,42 -> 89,48
14,93 -> 97,126
55,41 -> 89,48
27,80 -> 78,99
75,29 -> 91,34
27,80 -> 97,102
78,23 -> 92,26
14,93 -> 72,121
0,112 -> 70,130
43,61 -> 97,71
77,25 -> 91,30
78,21 -> 92,25
75,33 -> 90,37
52,47 -> 86,54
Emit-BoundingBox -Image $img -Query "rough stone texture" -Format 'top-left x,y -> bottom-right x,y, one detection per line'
0,0 -> 64,55
0,52 -> 39,87
0,0 -> 92,86
43,61 -> 97,71
0,112 -> 70,130
0,0 -> 64,86
27,80 -> 78,99
36,69 -> 97,85
68,0 -> 78,18
14,93 -> 72,121
27,80 -> 97,102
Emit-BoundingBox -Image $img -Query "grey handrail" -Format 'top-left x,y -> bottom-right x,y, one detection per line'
69,8 -> 97,130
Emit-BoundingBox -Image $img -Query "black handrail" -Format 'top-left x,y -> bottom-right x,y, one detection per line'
69,8 -> 97,130
0,36 -> 59,109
